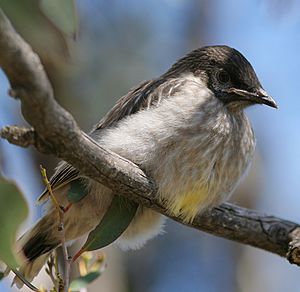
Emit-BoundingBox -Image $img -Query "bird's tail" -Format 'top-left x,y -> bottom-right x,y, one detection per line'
10,178 -> 113,287
13,211 -> 61,288
11,181 -> 111,288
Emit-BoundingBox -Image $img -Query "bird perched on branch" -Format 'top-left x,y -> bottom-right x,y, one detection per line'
16,45 -> 277,284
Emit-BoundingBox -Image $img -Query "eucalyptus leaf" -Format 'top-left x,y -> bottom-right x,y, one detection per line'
80,196 -> 138,253
67,180 -> 87,203
69,271 -> 102,291
0,0 -> 71,59
40,0 -> 78,37
0,177 -> 28,268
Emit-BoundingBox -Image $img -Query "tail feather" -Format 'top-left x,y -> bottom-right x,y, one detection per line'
22,230 -> 58,262
12,213 -> 60,288
12,182 -> 95,287
13,253 -> 51,289
12,179 -> 112,287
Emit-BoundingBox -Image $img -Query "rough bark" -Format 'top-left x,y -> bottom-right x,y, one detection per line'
0,9 -> 299,265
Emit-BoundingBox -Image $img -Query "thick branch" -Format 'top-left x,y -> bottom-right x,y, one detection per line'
0,9 -> 300,265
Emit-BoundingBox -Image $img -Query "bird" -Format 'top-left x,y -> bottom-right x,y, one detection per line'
15,45 -> 277,284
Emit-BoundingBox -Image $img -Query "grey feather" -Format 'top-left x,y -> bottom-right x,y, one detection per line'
37,77 -> 187,204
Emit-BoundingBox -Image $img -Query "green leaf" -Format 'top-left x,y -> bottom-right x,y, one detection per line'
0,177 -> 29,268
0,0 -> 73,62
69,271 -> 102,291
78,196 -> 138,254
40,0 -> 78,37
67,180 -> 87,203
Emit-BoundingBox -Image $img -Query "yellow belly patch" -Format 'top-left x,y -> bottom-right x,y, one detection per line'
167,186 -> 209,223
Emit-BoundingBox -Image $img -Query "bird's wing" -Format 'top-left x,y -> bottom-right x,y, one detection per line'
38,77 -> 185,204
94,78 -> 165,130
37,163 -> 81,203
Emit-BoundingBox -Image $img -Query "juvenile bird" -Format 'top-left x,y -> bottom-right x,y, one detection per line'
16,45 -> 277,283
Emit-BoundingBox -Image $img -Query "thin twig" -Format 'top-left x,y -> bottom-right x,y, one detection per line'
11,269 -> 40,292
40,166 -> 71,292
46,254 -> 59,291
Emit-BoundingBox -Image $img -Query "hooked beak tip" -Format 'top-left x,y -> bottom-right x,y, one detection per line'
257,88 -> 278,109
262,97 -> 278,109
224,87 -> 278,109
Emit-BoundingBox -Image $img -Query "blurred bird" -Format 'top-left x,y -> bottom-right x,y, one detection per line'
15,45 -> 277,284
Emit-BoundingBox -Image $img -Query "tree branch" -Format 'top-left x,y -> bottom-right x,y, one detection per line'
0,9 -> 300,265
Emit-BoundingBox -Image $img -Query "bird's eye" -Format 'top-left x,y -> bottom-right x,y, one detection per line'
216,70 -> 230,84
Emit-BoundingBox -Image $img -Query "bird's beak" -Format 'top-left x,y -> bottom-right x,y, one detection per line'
227,87 -> 278,109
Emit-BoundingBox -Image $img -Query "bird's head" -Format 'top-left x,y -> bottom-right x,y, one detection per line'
166,45 -> 277,111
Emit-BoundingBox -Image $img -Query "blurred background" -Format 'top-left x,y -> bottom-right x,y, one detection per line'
1,0 -> 300,291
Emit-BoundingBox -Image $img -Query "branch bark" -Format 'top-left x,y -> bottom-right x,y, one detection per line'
0,9 -> 300,265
